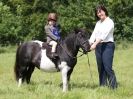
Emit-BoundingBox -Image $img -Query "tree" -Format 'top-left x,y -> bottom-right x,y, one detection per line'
0,0 -> 133,45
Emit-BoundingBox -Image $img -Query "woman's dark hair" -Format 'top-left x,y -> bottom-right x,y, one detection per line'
95,4 -> 108,20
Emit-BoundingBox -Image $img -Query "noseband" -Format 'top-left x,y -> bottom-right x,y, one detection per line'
80,40 -> 88,46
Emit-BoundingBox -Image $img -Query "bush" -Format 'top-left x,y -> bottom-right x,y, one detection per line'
0,0 -> 133,45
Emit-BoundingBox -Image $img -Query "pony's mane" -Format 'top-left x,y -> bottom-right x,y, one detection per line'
62,29 -> 77,43
63,28 -> 87,41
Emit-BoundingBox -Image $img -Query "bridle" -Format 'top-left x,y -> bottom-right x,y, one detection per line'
79,39 -> 89,46
60,38 -> 89,59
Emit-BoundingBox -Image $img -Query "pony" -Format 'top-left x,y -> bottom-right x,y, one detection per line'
14,28 -> 90,92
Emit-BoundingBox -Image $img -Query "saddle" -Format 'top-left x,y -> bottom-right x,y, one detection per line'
42,42 -> 59,59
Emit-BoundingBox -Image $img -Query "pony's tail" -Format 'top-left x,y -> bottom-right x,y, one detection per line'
14,45 -> 21,81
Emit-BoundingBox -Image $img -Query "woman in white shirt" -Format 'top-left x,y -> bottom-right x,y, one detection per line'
89,5 -> 117,89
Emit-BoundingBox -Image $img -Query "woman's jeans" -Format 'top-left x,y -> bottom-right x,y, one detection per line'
95,42 -> 117,89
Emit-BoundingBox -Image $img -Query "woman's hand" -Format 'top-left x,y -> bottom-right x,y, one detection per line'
90,39 -> 102,51
90,43 -> 97,50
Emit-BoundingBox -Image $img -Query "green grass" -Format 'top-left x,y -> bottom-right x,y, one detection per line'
0,45 -> 133,99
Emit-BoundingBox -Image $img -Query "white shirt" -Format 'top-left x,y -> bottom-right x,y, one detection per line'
89,17 -> 114,43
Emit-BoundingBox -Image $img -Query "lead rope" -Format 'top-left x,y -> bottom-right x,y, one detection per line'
86,53 -> 94,85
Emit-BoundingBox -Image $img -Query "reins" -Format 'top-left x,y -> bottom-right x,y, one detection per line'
86,53 -> 94,85
77,50 -> 95,85
77,50 -> 85,58
60,43 -> 85,59
59,39 -> 89,59
59,44 -> 74,59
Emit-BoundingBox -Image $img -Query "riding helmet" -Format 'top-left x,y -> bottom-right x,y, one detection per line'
48,13 -> 57,21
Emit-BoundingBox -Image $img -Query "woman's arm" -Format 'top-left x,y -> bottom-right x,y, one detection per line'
89,23 -> 98,44
90,38 -> 102,50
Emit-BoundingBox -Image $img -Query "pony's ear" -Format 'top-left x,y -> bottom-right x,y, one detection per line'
74,27 -> 81,34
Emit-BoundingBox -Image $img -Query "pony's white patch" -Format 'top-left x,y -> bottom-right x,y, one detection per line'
32,40 -> 43,47
58,62 -> 67,70
40,49 -> 57,72
60,62 -> 70,92
18,78 -> 22,87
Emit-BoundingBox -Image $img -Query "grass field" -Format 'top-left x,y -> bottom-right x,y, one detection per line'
0,45 -> 133,99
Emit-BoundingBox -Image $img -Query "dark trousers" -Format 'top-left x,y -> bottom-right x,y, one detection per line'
95,42 -> 117,89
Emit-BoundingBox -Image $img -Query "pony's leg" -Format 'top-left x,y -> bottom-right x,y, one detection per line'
26,65 -> 35,84
61,69 -> 73,90
67,69 -> 74,82
61,65 -> 70,92
18,78 -> 22,87
18,66 -> 27,87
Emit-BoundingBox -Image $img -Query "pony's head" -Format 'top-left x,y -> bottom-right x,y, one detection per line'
74,28 -> 90,53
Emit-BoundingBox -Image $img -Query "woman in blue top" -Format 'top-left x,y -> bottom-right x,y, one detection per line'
89,5 -> 117,89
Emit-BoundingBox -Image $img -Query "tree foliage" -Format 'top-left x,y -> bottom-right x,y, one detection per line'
0,0 -> 133,45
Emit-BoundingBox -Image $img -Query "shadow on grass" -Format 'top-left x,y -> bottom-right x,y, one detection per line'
70,82 -> 98,89
30,80 -> 53,86
28,81 -> 121,91
29,80 -> 98,90
58,82 -> 98,90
